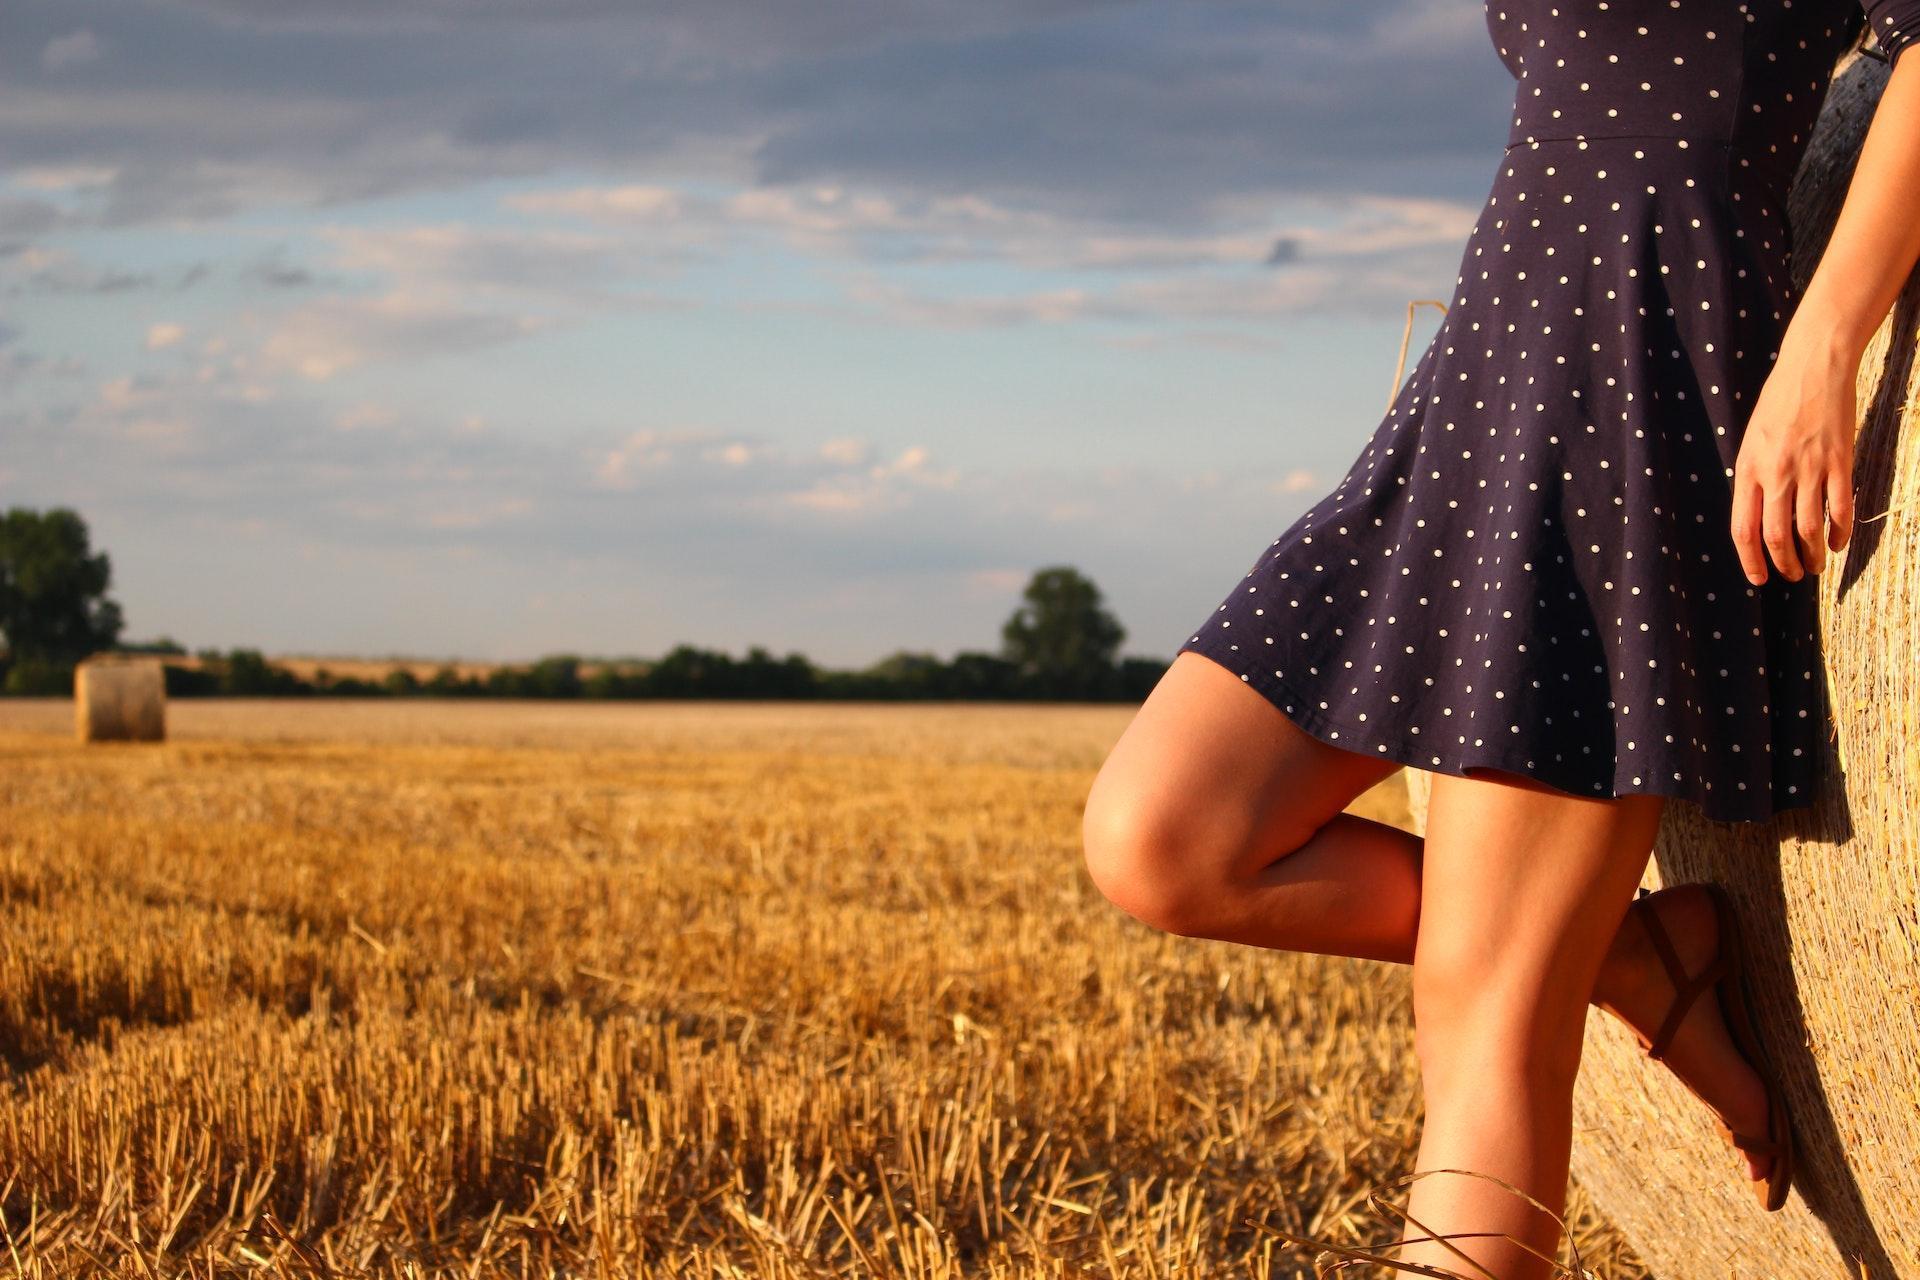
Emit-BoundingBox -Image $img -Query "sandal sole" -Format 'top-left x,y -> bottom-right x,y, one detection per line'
1700,881 -> 1796,1212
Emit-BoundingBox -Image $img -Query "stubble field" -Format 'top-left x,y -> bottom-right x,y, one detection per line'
0,699 -> 1644,1278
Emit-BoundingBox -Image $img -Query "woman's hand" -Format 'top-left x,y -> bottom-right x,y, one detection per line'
1735,49 -> 1920,584
1729,330 -> 1859,584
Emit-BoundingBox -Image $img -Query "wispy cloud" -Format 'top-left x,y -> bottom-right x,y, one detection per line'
0,0 -> 1488,662
0,0 -> 1508,230
258,290 -> 551,380
40,29 -> 102,74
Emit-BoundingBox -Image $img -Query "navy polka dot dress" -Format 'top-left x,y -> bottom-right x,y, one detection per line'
1178,0 -> 1919,824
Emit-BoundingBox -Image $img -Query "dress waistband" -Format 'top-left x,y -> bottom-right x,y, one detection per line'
1500,134 -> 1795,205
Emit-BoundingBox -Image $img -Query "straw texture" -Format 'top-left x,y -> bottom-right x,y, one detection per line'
1405,48 -> 1920,1277
74,654 -> 167,743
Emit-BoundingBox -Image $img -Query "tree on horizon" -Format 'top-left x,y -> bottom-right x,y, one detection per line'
0,506 -> 125,694
1000,566 -> 1126,698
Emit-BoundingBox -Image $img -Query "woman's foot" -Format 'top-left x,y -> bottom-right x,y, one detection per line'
1592,883 -> 1777,1184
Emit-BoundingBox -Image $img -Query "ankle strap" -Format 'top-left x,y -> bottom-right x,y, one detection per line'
1636,890 -> 1728,1062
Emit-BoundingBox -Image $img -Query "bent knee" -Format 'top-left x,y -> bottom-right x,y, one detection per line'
1081,793 -> 1222,936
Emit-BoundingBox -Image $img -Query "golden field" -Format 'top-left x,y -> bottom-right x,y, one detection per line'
0,699 -> 1646,1278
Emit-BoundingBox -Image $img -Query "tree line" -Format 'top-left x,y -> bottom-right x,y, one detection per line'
1,507 -> 1172,702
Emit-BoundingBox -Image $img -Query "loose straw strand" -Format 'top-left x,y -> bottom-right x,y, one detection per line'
1390,299 -> 1451,414
1856,499 -> 1911,523
1248,1165 -> 1594,1280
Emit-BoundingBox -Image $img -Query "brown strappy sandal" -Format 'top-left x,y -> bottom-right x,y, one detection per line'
1627,882 -> 1795,1212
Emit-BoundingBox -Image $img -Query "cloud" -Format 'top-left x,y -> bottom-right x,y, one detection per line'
1274,468 -> 1319,494
593,430 -> 788,489
422,495 -> 533,530
0,0 -> 1498,664
772,445 -> 962,517
321,223 -> 628,291
593,428 -> 702,489
506,185 -> 688,227
9,340 -> 1287,562
0,336 -> 1354,664
333,402 -> 399,431
283,223 -> 699,328
499,179 -> 1479,328
238,250 -> 316,289
0,244 -> 211,296
812,204 -> 1472,330
0,198 -> 73,242
512,179 -> 1476,277
965,567 -> 1028,595
711,442 -> 757,466
41,30 -> 102,73
146,321 -> 185,349
818,437 -> 870,465
258,289 -> 551,380
10,165 -> 117,191
0,1 -> 1510,233
0,316 -> 84,387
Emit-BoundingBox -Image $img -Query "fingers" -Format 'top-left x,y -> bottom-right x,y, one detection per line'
1762,477 -> 1806,581
1735,441 -> 1852,583
1826,462 -> 1854,554
1730,468 -> 1769,585
1796,472 -> 1827,576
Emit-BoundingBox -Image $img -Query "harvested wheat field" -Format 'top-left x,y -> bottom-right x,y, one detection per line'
0,699 -> 1647,1278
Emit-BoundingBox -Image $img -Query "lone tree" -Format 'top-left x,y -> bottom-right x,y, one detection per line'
0,507 -> 125,693
1000,566 -> 1126,698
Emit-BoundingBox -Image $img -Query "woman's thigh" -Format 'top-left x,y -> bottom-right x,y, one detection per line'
1083,652 -> 1403,896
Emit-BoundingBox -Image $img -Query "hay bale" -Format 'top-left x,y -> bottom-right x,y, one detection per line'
75,655 -> 167,743
1402,50 -> 1920,1272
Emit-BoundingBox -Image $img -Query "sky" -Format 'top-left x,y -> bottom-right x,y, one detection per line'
1,0 -> 1521,668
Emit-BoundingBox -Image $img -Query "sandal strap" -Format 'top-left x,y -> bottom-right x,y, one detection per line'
1635,889 -> 1729,1062
1648,964 -> 1726,1061
1716,1119 -> 1782,1159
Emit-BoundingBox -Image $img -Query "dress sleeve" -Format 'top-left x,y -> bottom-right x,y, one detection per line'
1860,0 -> 1920,68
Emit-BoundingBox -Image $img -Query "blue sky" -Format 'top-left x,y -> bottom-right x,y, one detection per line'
2,0 -> 1518,667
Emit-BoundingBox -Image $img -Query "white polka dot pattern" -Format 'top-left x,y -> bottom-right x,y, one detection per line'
1862,0 -> 1920,65
1176,0 -> 1880,824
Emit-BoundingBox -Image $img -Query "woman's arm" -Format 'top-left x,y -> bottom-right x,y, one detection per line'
1731,45 -> 1920,585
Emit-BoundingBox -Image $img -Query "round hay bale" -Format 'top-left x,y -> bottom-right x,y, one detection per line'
75,654 -> 167,743
1403,49 -> 1919,1275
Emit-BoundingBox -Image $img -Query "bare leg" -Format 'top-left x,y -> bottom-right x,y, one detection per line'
1084,652 -> 1774,1186
1083,653 -> 1415,964
1392,770 -> 1662,1280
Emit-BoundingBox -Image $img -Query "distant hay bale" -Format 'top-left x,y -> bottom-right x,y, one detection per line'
75,655 -> 167,743
1403,48 -> 1920,1276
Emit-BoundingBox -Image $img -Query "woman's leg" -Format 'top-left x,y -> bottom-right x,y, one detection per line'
1083,652 -> 1641,971
1083,652 -> 1775,1183
1082,652 -> 1417,965
1392,770 -> 1662,1280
